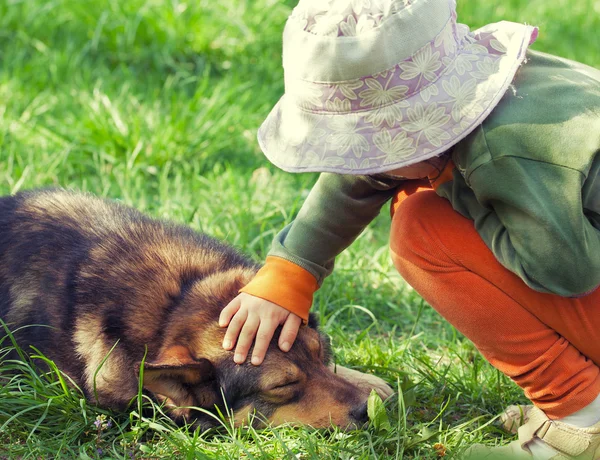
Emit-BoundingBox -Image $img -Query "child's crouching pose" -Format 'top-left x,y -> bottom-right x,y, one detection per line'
219,0 -> 600,457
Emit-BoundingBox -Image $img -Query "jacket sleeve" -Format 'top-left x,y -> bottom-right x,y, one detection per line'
436,157 -> 600,297
241,173 -> 402,320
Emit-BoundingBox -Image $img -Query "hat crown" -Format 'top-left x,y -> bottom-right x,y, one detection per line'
258,0 -> 538,175
290,0 -> 409,38
283,0 -> 455,82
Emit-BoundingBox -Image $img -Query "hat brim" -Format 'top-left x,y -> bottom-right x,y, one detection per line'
258,21 -> 538,175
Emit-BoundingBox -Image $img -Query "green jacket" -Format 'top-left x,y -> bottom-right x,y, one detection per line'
267,51 -> 600,299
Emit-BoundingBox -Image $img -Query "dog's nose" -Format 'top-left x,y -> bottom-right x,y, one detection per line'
349,401 -> 369,424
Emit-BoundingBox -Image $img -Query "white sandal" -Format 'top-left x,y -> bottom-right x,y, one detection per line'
465,406 -> 600,459
500,404 -> 534,434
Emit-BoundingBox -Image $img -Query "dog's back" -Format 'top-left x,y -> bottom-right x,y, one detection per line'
0,189 -> 258,407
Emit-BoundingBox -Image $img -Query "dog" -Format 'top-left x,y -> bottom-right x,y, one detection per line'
0,189 -> 392,430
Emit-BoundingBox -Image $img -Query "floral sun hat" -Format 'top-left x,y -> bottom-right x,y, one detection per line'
258,0 -> 538,174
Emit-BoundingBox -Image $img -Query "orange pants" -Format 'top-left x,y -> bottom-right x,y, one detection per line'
389,187 -> 600,419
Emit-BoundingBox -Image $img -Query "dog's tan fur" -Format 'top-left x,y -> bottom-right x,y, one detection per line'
0,189 -> 391,429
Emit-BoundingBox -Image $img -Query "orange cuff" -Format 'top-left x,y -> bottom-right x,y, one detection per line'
239,256 -> 318,323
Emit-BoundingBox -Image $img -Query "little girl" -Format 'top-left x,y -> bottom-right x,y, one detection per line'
219,0 -> 600,457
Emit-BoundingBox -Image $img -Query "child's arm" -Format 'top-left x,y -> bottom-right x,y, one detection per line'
220,172 -> 402,365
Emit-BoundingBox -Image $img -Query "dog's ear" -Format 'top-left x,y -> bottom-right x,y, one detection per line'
138,345 -> 217,416
142,345 -> 215,382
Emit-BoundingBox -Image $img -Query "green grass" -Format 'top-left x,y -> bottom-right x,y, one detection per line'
0,0 -> 598,458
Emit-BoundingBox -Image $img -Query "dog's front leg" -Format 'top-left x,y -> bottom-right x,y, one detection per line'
330,364 -> 394,399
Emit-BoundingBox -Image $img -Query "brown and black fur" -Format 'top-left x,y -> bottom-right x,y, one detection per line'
0,189 -> 380,430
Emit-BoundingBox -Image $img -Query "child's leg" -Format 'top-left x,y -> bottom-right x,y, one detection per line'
389,190 -> 600,419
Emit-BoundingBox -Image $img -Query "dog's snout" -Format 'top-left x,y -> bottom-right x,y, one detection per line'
349,401 -> 369,424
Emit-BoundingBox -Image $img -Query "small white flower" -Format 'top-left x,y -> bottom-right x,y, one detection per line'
434,21 -> 457,55
304,149 -> 322,166
364,101 -> 408,128
332,80 -> 364,100
339,13 -> 376,36
453,53 -> 479,75
325,97 -> 352,113
472,56 -> 500,79
399,44 -> 442,83
347,158 -> 374,170
373,129 -> 416,160
490,38 -> 507,54
359,79 -> 409,107
327,115 -> 370,157
420,84 -> 439,102
340,15 -> 357,37
404,102 -> 451,147
442,76 -> 482,121
463,42 -> 489,55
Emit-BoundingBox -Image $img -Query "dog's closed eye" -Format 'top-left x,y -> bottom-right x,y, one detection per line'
269,380 -> 300,391
262,380 -> 302,402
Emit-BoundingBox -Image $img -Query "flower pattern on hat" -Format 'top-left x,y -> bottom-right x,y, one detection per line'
359,79 -> 409,108
442,76 -> 483,121
404,102 -> 451,147
259,0 -> 539,174
373,129 -> 416,160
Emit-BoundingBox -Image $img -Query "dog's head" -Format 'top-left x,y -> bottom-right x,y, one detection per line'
138,268 -> 371,430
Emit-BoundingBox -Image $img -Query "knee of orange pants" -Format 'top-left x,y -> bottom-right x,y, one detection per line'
389,189 -> 458,277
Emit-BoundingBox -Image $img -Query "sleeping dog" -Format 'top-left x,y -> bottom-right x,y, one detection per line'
0,189 -> 392,430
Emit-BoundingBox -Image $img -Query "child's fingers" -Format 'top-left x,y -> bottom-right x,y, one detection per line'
222,307 -> 248,350
278,314 -> 302,352
250,320 -> 278,366
233,316 -> 260,364
219,295 -> 242,328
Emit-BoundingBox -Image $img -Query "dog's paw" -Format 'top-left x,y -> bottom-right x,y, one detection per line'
331,364 -> 394,400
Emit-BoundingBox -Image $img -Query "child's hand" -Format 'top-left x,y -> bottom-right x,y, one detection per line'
219,292 -> 302,365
